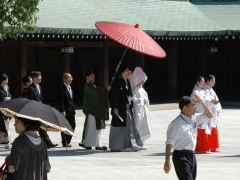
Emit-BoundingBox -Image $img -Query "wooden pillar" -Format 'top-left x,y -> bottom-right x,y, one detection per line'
168,42 -> 178,101
226,40 -> 233,96
102,39 -> 109,87
20,37 -> 27,92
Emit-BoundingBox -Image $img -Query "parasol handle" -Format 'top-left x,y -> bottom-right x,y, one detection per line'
110,48 -> 128,86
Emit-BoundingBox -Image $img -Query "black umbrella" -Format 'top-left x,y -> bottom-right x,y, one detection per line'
0,98 -> 74,136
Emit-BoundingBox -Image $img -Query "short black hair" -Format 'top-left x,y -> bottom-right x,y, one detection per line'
17,117 -> 41,131
119,64 -> 130,73
0,73 -> 8,84
31,71 -> 41,78
194,76 -> 204,85
83,68 -> 94,78
22,76 -> 31,85
205,74 -> 215,82
179,96 -> 192,110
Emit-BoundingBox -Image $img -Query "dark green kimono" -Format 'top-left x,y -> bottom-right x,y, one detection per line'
82,82 -> 109,130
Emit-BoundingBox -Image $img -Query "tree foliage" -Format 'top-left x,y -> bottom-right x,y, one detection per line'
0,0 -> 42,40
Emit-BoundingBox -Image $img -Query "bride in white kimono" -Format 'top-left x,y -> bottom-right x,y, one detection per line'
131,67 -> 151,147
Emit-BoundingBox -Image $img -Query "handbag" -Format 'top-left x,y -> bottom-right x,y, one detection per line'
0,161 -> 10,180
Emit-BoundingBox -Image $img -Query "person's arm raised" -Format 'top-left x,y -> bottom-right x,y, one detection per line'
194,94 -> 213,118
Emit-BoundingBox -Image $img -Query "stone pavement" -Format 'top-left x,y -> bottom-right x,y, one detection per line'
0,104 -> 240,180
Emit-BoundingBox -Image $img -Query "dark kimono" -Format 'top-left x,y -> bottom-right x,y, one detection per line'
81,82 -> 109,145
110,78 -> 132,127
0,86 -> 11,143
21,88 -> 28,98
109,77 -> 143,150
9,134 -> 51,180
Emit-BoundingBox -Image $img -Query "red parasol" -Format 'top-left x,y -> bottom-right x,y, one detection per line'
95,21 -> 166,84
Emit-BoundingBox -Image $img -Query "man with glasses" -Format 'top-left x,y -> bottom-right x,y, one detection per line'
164,95 -> 213,180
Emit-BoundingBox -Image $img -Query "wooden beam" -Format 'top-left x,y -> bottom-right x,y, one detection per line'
26,41 -> 104,48
0,40 -> 20,47
168,42 -> 178,101
25,40 -> 122,48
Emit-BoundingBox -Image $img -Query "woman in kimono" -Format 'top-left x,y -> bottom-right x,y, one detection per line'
204,74 -> 221,152
130,67 -> 151,148
0,73 -> 12,149
109,65 -> 143,152
191,76 -> 211,154
8,117 -> 51,180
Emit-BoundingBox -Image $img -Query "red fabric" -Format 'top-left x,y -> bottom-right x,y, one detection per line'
0,162 -> 6,178
208,127 -> 219,150
95,21 -> 166,58
195,129 -> 210,152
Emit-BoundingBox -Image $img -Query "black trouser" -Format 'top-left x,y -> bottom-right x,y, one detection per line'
172,150 -> 197,180
61,114 -> 76,146
39,129 -> 54,148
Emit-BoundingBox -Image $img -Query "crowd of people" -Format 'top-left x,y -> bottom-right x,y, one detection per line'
0,66 -> 221,180
0,65 -> 152,179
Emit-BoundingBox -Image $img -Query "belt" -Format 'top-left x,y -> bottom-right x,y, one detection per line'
174,149 -> 194,154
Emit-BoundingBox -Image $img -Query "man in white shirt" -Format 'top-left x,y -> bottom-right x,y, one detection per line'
164,95 -> 213,180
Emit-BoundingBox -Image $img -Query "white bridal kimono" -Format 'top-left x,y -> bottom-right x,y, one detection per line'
204,85 -> 222,128
131,67 -> 151,144
191,85 -> 211,134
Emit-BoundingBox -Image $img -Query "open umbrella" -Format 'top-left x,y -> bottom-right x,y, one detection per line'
95,21 -> 166,84
0,98 -> 74,136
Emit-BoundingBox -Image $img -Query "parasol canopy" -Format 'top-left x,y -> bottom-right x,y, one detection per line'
0,98 -> 74,136
95,21 -> 166,58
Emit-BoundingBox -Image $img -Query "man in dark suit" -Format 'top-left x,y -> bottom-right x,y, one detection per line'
21,76 -> 32,98
59,73 -> 76,147
27,71 -> 58,148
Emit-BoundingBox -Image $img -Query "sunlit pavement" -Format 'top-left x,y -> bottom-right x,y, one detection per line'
1,105 -> 240,180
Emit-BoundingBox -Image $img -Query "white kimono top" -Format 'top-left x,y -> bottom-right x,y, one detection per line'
204,85 -> 222,128
190,85 -> 211,134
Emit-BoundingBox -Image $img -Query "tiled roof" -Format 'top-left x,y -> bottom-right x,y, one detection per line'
34,0 -> 240,36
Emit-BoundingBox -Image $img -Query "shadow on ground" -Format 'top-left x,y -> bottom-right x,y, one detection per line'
48,149 -> 111,157
142,152 -> 167,157
218,154 -> 240,158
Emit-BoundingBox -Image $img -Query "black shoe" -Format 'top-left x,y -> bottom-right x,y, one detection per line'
95,146 -> 107,150
63,144 -> 72,148
48,143 -> 58,149
79,143 -> 92,150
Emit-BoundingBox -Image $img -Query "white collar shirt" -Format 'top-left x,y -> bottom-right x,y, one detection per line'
166,112 -> 208,151
34,83 -> 41,95
64,83 -> 73,98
